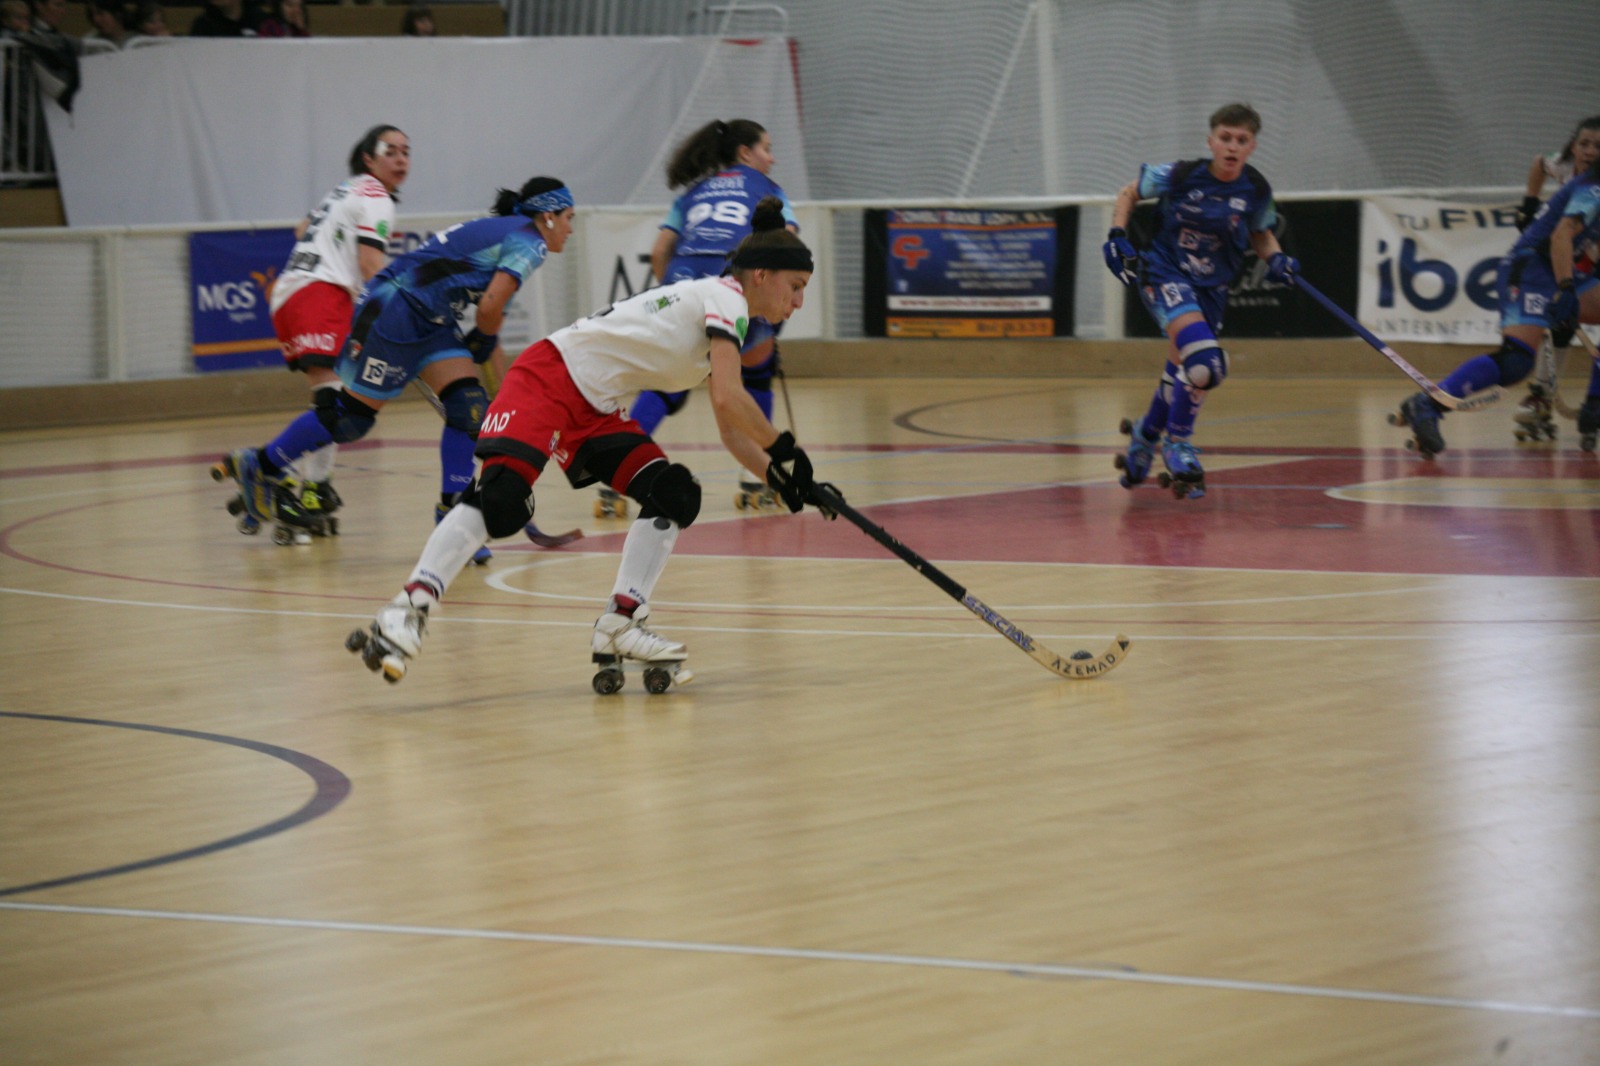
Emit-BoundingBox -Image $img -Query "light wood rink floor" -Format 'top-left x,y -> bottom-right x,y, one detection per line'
2,375 -> 1598,1065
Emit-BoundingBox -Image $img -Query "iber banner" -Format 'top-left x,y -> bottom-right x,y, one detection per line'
1359,197 -> 1520,345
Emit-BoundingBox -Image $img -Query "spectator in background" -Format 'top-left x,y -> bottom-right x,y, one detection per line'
83,0 -> 133,47
1,0 -> 30,35
22,0 -> 80,110
189,0 -> 261,36
257,0 -> 307,38
400,4 -> 434,36
131,2 -> 171,37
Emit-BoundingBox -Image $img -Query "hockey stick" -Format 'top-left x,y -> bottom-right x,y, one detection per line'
409,379 -> 584,549
776,364 -> 797,434
807,483 -> 1130,680
1295,276 -> 1503,412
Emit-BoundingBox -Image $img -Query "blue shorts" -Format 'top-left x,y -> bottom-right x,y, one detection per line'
1136,272 -> 1227,334
1499,253 -> 1599,330
334,290 -> 469,402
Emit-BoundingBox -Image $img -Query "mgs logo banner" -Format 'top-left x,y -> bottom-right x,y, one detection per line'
189,229 -> 295,372
1359,197 -> 1519,345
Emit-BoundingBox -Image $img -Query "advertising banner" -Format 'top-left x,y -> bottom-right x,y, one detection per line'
1358,197 -> 1518,345
1122,200 -> 1359,339
188,229 -> 295,372
865,207 -> 1077,338
579,208 -> 824,339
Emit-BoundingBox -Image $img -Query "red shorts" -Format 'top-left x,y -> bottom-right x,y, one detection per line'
476,339 -> 666,492
272,282 -> 353,370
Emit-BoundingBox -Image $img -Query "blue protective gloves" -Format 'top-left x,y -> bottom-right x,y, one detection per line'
1102,227 -> 1139,286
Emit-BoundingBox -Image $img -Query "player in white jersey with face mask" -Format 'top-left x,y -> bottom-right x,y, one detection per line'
348,197 -> 822,692
264,124 -> 409,533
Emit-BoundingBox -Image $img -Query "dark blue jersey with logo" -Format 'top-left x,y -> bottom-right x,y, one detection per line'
1511,170 -> 1600,278
1136,159 -> 1277,289
661,164 -> 798,260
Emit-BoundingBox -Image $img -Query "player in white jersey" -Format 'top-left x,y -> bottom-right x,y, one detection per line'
265,125 -> 409,531
1511,115 -> 1600,442
347,198 -> 823,691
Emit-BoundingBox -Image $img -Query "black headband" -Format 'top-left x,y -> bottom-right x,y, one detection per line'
729,243 -> 814,273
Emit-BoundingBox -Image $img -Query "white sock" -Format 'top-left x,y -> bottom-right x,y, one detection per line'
299,442 -> 337,482
609,516 -> 679,607
405,504 -> 491,606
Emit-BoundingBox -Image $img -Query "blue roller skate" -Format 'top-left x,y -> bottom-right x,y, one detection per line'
1389,391 -> 1446,459
1157,436 -> 1205,499
437,501 -> 492,566
1114,418 -> 1158,488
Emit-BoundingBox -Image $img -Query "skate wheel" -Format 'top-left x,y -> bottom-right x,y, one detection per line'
643,666 -> 673,694
734,493 -> 749,510
592,668 -> 624,695
271,525 -> 296,546
345,629 -> 369,654
380,655 -> 406,683
237,514 -> 261,535
1156,473 -> 1172,488
1387,411 -> 1406,427
226,496 -> 245,516
209,461 -> 229,483
326,517 -> 339,536
592,499 -> 608,519
1113,454 -> 1127,471
1118,418 -> 1134,437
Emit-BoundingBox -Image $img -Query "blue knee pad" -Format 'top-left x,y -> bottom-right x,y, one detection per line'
315,388 -> 379,443
437,380 -> 490,436
1175,321 -> 1228,391
471,464 -> 536,539
1491,337 -> 1537,386
628,460 -> 702,529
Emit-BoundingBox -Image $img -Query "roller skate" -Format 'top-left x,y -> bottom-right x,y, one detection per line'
594,486 -> 630,520
1512,383 -> 1558,443
1156,436 -> 1205,499
590,602 -> 693,695
213,448 -> 316,543
1113,417 -> 1157,488
345,592 -> 428,683
269,476 -> 340,545
733,478 -> 783,512
437,501 -> 491,565
1388,391 -> 1446,459
1580,396 -> 1600,453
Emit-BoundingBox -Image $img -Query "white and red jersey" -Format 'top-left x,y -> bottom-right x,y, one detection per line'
270,174 -> 396,313
551,276 -> 751,415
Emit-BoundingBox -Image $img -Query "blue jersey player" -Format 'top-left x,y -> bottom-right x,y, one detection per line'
595,118 -> 799,518
1395,160 -> 1600,457
1104,102 -> 1296,498
214,177 -> 575,561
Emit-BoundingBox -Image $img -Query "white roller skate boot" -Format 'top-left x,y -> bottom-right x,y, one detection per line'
590,602 -> 692,695
346,591 -> 430,683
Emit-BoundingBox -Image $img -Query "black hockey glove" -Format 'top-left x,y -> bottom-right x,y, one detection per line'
1549,278 -> 1579,334
463,328 -> 498,364
1514,195 -> 1541,232
765,431 -> 815,513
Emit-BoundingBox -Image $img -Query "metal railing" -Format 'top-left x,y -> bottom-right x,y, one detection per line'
504,0 -> 788,38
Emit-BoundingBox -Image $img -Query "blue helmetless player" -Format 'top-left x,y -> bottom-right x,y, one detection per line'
595,118 -> 799,518
1104,102 -> 1296,499
1394,158 -> 1600,457
214,177 -> 575,561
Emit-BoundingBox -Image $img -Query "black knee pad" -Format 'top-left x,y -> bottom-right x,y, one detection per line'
628,461 -> 702,529
1491,338 -> 1536,386
437,380 -> 490,436
472,464 -> 535,539
314,388 -> 379,443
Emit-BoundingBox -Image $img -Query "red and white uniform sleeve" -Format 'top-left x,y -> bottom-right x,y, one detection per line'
270,174 -> 395,313
552,277 -> 751,414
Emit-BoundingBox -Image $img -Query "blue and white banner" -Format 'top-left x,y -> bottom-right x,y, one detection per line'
1359,197 -> 1519,345
188,229 -> 295,372
882,209 -> 1062,338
